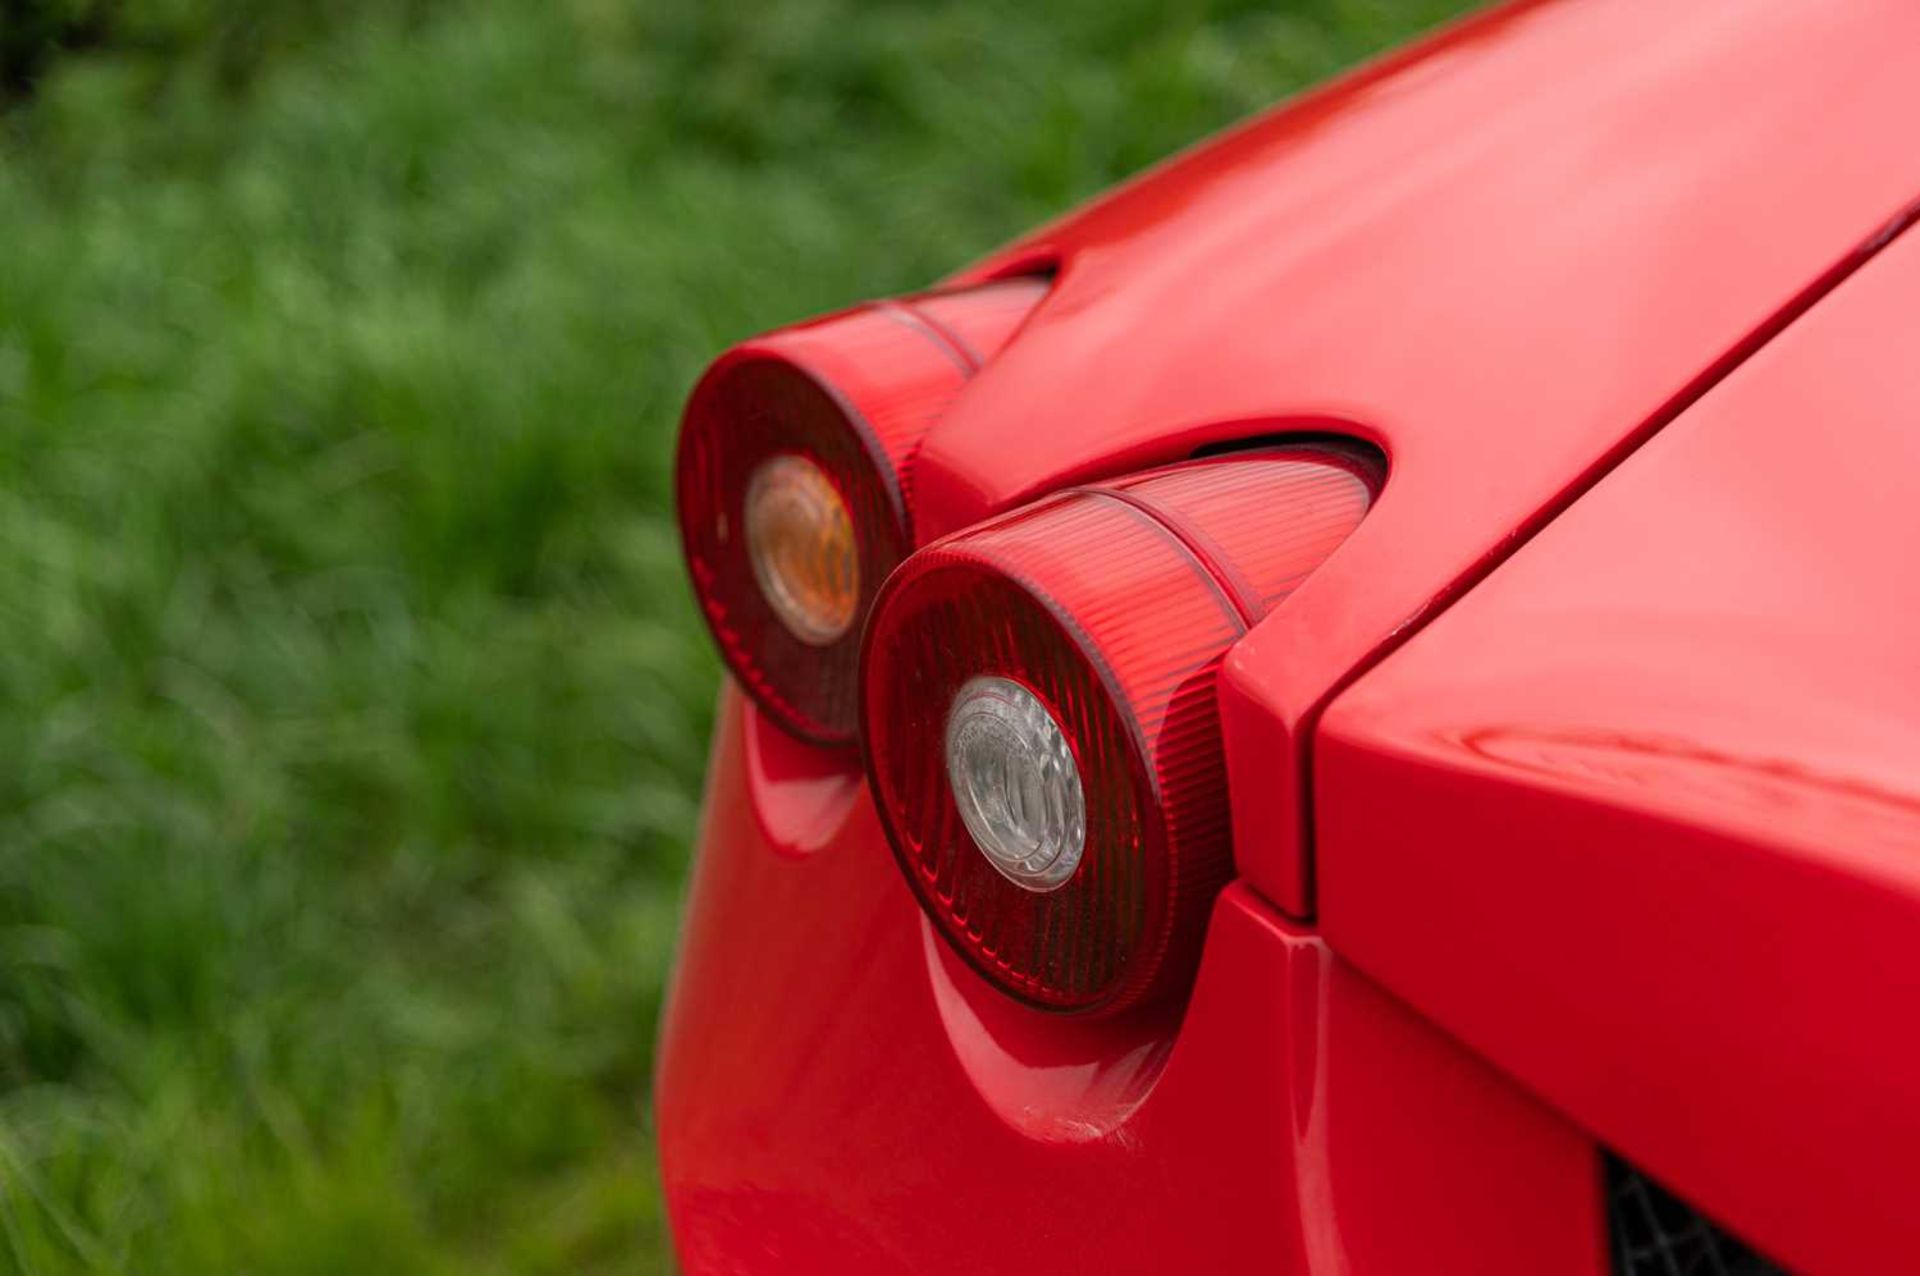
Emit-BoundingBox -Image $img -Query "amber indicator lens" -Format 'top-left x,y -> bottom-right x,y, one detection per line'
746,454 -> 860,645
674,278 -> 1050,744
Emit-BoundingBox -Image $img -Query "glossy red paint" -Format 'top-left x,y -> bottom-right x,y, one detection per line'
660,0 -> 1920,1268
658,692 -> 1602,1274
1316,215 -> 1920,1274
919,0 -> 1920,914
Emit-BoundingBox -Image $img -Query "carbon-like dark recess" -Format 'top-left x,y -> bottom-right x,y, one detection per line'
1607,1157 -> 1787,1276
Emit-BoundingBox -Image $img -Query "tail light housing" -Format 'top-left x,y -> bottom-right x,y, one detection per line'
862,448 -> 1379,1014
675,279 -> 1047,745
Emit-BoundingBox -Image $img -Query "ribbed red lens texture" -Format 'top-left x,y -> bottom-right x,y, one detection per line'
675,280 -> 1046,744
862,447 -> 1378,1014
899,276 -> 1050,370
1106,446 -> 1379,616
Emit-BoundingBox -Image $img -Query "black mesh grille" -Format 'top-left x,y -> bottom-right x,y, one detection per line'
1607,1157 -> 1787,1276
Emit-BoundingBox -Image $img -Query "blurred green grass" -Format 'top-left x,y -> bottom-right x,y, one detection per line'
0,0 -> 1467,1270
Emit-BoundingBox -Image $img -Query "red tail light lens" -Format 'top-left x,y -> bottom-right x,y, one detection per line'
675,279 -> 1046,744
862,448 -> 1378,1014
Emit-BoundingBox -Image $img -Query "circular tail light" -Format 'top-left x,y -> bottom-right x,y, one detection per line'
675,279 -> 1048,744
862,448 -> 1377,1014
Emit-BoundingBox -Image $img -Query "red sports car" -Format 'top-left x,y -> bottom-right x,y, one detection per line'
657,1 -> 1920,1271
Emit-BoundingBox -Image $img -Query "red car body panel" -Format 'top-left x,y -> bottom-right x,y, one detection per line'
934,0 -> 1920,914
1317,222 -> 1920,1276
659,700 -> 1604,1274
658,0 -> 1920,1269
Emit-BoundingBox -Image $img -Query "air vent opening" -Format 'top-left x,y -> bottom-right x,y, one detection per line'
1606,1156 -> 1786,1276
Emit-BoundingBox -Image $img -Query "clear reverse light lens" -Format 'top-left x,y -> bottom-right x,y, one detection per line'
745,453 -> 859,645
944,676 -> 1086,891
